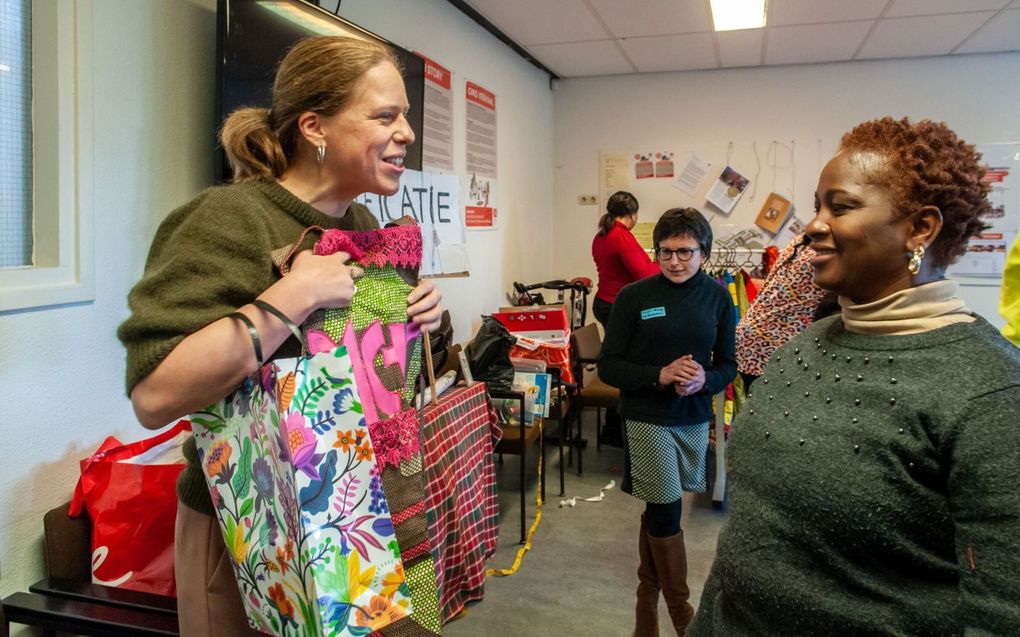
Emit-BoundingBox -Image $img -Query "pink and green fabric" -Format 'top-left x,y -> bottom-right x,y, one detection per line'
302,223 -> 443,636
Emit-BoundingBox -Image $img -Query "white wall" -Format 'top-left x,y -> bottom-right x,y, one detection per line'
553,53 -> 1020,326
0,0 -> 218,607
0,0 -> 553,610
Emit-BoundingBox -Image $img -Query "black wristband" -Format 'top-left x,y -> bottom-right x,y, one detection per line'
252,299 -> 304,344
229,311 -> 263,366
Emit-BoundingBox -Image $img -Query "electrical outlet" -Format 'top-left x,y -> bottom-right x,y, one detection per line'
578,194 -> 598,206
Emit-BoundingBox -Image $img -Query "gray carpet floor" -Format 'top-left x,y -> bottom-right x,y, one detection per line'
442,410 -> 728,637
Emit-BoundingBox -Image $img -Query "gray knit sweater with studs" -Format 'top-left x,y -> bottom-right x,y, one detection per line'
690,315 -> 1020,636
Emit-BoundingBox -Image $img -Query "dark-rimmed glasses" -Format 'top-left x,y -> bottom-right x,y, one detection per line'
655,247 -> 700,262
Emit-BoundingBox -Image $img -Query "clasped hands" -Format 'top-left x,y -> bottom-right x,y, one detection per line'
659,355 -> 705,396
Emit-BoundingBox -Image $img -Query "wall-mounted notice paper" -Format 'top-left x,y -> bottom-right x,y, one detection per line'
418,53 -> 454,173
673,154 -> 711,197
465,80 -> 497,180
705,165 -> 750,215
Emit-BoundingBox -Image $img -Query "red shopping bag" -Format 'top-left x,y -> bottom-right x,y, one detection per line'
68,420 -> 189,597
510,337 -> 575,385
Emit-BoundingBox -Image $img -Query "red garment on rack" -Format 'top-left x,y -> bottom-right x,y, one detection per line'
761,245 -> 780,276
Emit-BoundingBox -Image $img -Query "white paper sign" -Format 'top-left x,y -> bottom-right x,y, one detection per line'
356,169 -> 468,276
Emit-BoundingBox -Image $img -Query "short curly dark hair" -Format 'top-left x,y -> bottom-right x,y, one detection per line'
840,117 -> 991,268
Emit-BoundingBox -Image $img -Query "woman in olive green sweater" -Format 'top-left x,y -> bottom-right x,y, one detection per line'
119,37 -> 441,636
690,118 -> 1020,635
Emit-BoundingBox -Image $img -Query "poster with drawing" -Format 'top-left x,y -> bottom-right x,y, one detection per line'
706,166 -> 750,214
654,152 -> 675,178
464,173 -> 498,231
635,152 -> 655,180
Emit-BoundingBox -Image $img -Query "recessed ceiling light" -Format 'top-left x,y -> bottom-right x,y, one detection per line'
0,64 -> 11,72
710,0 -> 768,32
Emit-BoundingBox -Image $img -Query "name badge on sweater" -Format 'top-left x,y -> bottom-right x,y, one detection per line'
641,307 -> 666,320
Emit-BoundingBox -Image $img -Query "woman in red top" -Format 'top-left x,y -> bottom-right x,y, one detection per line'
591,191 -> 659,445
592,191 -> 659,326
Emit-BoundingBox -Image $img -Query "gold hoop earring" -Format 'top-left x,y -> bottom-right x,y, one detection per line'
907,244 -> 925,275
316,142 -> 326,168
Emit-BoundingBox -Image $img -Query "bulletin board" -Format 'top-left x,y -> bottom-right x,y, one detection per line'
599,140 -> 837,252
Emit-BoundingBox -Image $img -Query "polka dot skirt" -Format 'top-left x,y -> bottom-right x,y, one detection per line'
625,419 -> 710,503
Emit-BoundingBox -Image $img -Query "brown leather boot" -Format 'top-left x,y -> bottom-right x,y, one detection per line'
647,531 -> 695,636
634,515 -> 659,637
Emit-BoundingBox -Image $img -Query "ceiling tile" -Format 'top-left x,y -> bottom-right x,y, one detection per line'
765,21 -> 874,66
887,0 -> 1011,17
526,40 -> 636,77
588,0 -> 711,38
718,29 -> 763,68
619,32 -> 717,72
463,0 -> 607,45
769,0 -> 888,26
955,9 -> 1020,53
858,12 -> 997,59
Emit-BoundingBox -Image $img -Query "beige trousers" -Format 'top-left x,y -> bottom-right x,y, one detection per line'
175,501 -> 263,636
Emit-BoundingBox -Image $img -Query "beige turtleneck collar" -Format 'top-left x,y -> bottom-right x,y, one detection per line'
839,280 -> 975,336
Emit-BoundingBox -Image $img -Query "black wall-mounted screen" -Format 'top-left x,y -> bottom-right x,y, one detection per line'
215,0 -> 424,182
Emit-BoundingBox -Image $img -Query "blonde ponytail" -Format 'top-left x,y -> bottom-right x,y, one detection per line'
219,107 -> 287,182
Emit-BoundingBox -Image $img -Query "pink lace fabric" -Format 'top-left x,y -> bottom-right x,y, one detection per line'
315,224 -> 422,269
367,408 -> 421,470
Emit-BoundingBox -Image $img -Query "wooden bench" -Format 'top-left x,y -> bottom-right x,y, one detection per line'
1,502 -> 179,636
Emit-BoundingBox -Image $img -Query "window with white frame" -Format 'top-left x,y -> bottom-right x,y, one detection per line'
0,0 -> 33,268
0,0 -> 93,312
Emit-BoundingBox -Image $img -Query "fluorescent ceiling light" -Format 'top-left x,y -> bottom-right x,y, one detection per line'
710,0 -> 767,31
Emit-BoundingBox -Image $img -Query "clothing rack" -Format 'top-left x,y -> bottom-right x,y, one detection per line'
705,241 -> 764,273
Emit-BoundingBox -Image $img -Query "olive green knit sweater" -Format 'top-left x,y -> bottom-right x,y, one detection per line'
690,316 -> 1020,636
118,180 -> 378,514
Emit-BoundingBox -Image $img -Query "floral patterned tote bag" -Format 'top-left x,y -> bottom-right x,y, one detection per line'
276,220 -> 445,636
191,300 -> 411,636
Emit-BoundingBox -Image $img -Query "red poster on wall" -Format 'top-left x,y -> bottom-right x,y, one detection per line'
465,205 -> 495,228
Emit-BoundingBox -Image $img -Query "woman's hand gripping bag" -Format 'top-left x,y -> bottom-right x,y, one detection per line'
284,220 -> 445,636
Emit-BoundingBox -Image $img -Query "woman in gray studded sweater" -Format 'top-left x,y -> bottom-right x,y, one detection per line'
690,118 -> 1020,636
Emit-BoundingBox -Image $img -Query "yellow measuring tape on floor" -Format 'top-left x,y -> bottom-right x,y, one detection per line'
485,418 -> 543,577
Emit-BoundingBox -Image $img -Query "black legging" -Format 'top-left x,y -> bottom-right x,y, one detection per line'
592,296 -> 613,329
591,296 -> 623,442
645,499 -> 682,537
